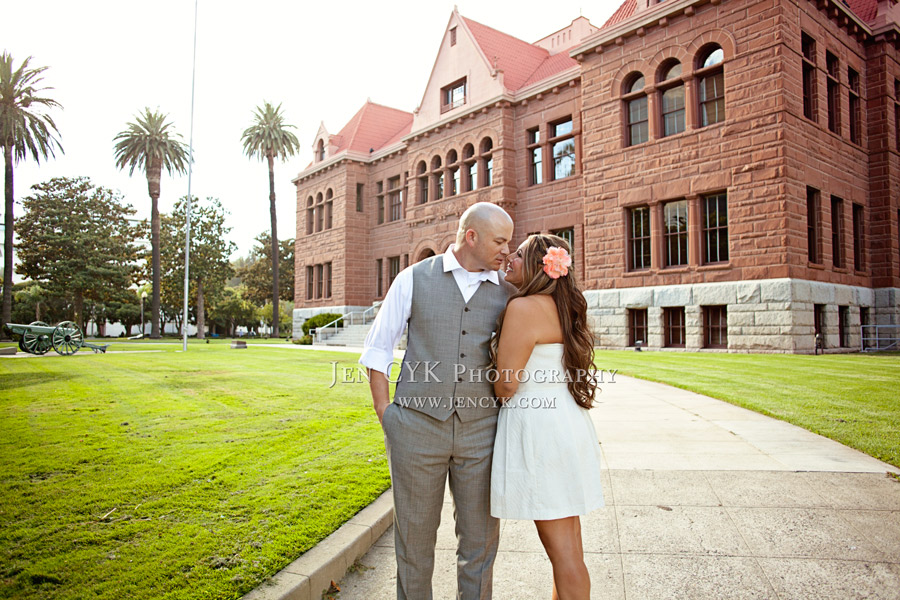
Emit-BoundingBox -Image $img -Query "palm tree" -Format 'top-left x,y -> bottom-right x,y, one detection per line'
0,52 -> 63,335
241,102 -> 299,338
114,108 -> 188,338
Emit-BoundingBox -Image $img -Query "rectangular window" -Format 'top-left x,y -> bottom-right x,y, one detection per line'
450,167 -> 460,196
838,305 -> 849,348
324,262 -> 332,298
702,193 -> 728,263
325,201 -> 332,230
316,264 -> 324,299
629,206 -> 651,270
699,71 -> 725,127
376,259 -> 383,297
306,206 -> 314,235
853,203 -> 864,271
826,51 -> 840,134
467,161 -> 478,192
356,183 -> 364,212
813,304 -> 825,345
306,265 -> 313,300
831,196 -> 844,268
550,118 -> 575,180
419,174 -> 429,204
527,127 -> 542,185
376,181 -> 384,224
664,307 -> 686,348
807,186 -> 821,263
316,203 -> 323,232
664,200 -> 689,267
388,176 -> 401,222
551,227 -> 575,258
704,305 -> 728,348
441,78 -> 467,113
848,67 -> 860,144
629,308 -> 648,347
388,256 -> 400,287
450,26 -> 457,46
801,32 -> 817,122
661,85 -> 686,136
628,96 -> 649,146
484,157 -> 493,186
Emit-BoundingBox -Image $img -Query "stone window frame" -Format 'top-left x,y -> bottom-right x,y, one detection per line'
441,77 -> 467,114
462,143 -> 478,192
807,186 -> 822,264
306,265 -> 314,300
446,149 -> 460,197
479,137 -> 494,187
831,195 -> 845,269
376,258 -> 384,298
527,126 -> 542,186
695,44 -> 725,128
431,155 -> 444,201
657,59 -> 686,138
825,50 -> 841,135
324,262 -> 332,299
801,31 -> 818,122
622,72 -> 649,147
388,256 -> 401,288
376,181 -> 385,225
388,176 -> 402,222
848,68 -> 861,145
663,306 -> 686,348
701,191 -> 729,265
315,192 -> 324,232
551,227 -> 576,262
852,202 -> 864,272
662,199 -> 689,267
306,196 -> 314,235
416,161 -> 429,204
316,264 -> 324,299
628,308 -> 648,347
549,117 -> 576,181
324,188 -> 333,230
356,183 -> 364,212
703,305 -> 727,349
627,204 -> 652,271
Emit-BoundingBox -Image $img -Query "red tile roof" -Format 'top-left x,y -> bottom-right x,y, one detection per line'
331,101 -> 413,155
600,0 -> 877,31
845,0 -> 877,22
461,16 -> 577,91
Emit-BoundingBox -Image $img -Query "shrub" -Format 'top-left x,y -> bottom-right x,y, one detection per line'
294,334 -> 313,345
301,313 -> 343,336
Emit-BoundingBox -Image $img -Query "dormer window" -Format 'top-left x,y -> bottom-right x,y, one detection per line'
450,27 -> 457,46
316,139 -> 325,162
441,78 -> 467,114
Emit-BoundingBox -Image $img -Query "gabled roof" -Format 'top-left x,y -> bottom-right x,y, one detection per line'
330,101 -> 413,155
601,0 -> 636,29
461,16 -> 577,92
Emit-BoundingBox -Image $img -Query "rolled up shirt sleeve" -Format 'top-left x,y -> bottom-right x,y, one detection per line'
359,266 -> 413,376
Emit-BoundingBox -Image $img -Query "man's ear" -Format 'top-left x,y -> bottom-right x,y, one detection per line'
465,229 -> 478,247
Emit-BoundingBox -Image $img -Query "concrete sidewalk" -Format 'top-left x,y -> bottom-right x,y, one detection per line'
335,374 -> 900,600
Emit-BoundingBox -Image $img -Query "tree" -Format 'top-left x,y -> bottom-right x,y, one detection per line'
258,300 -> 293,334
159,196 -> 235,338
208,287 -> 255,337
113,108 -> 188,338
0,52 -> 63,336
15,177 -> 141,328
235,231 -> 293,306
240,101 -> 299,337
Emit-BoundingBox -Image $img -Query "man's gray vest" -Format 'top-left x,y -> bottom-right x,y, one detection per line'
393,255 -> 514,421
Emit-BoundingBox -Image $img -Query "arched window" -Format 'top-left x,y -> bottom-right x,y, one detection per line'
479,137 -> 493,187
306,196 -> 314,235
316,139 -> 325,162
447,149 -> 459,196
623,72 -> 648,146
431,156 -> 444,200
325,189 -> 333,230
315,192 -> 324,232
658,60 -> 685,137
696,44 -> 725,127
462,143 -> 477,192
417,160 -> 429,204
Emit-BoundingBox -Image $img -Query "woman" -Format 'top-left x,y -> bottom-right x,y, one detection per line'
490,234 -> 604,600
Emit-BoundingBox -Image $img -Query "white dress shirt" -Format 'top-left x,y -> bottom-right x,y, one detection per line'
359,245 -> 502,376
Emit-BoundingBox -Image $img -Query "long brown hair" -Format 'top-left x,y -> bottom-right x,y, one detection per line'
490,234 -> 599,408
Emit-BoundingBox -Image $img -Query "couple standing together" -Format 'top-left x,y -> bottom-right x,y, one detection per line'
360,202 -> 604,600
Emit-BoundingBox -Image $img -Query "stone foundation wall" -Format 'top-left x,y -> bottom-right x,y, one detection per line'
586,278 -> 900,353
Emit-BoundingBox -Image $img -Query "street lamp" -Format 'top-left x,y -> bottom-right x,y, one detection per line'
141,291 -> 148,337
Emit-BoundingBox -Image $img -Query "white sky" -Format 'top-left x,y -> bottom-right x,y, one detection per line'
2,0 -> 620,263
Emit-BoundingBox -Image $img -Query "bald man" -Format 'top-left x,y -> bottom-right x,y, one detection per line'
361,202 -> 516,600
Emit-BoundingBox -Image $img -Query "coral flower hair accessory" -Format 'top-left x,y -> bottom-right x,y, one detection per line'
542,246 -> 572,279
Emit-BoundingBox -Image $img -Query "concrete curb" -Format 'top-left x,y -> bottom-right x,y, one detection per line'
242,490 -> 393,600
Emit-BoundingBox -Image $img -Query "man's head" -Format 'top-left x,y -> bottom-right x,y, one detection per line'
454,202 -> 514,272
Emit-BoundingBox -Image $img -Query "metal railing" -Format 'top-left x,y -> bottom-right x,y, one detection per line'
861,324 -> 900,352
312,303 -> 381,344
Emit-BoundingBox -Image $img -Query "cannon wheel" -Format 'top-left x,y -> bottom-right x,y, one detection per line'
51,321 -> 83,356
22,321 -> 53,355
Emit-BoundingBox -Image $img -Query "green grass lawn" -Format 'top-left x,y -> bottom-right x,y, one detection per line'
0,344 -> 388,600
595,350 -> 900,468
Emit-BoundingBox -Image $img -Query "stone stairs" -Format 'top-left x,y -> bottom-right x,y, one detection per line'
315,323 -> 372,346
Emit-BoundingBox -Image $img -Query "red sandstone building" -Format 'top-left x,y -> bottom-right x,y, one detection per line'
293,0 -> 900,353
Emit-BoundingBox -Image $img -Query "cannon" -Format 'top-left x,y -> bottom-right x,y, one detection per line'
5,321 -> 109,356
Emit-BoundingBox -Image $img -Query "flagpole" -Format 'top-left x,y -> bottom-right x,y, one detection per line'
182,0 -> 198,352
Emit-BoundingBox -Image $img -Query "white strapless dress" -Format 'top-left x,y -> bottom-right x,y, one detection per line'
490,343 -> 605,520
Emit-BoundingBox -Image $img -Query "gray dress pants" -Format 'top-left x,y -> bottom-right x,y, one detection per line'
382,402 -> 500,600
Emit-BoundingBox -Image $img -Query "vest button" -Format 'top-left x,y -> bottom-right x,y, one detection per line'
464,307 -> 470,312
460,353 -> 466,358
461,330 -> 467,335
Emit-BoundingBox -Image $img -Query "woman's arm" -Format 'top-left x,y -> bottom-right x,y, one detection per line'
493,297 -> 539,402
